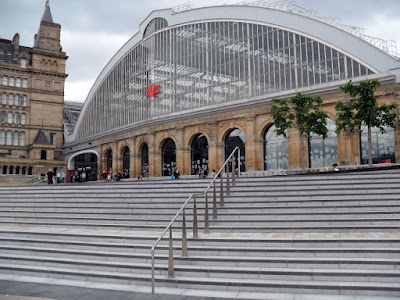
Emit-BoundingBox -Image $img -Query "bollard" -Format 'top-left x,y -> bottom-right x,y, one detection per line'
204,193 -> 209,233
220,171 -> 224,207
182,209 -> 188,256
213,181 -> 217,220
168,226 -> 174,277
193,196 -> 198,238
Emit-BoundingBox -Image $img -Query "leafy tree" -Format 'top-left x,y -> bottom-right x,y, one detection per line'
336,79 -> 398,167
271,93 -> 328,171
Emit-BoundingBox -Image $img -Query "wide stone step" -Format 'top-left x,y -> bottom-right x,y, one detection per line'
0,263 -> 399,296
0,245 -> 398,270
1,237 -> 398,258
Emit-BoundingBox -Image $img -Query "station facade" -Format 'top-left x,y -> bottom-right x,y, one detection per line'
64,4 -> 400,178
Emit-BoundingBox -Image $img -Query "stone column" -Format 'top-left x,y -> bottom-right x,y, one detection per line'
148,133 -> 159,177
207,122 -> 219,173
245,117 -> 260,172
176,127 -> 190,175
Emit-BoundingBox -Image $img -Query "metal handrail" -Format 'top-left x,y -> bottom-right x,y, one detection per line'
150,146 -> 240,294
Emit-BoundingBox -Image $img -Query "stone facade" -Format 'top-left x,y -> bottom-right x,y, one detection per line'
0,2 -> 67,176
96,83 -> 400,177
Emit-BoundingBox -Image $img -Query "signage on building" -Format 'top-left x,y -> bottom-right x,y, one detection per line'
145,84 -> 161,98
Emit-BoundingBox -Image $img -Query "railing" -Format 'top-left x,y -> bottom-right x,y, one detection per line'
150,146 -> 241,294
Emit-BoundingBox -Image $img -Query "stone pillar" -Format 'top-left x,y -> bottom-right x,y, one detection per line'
245,117 -> 259,172
111,143 -> 118,176
176,127 -> 189,175
208,122 -> 219,173
148,133 -> 159,177
394,126 -> 400,163
349,130 -> 361,165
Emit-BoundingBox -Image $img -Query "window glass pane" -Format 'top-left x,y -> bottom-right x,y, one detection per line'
264,125 -> 288,170
14,113 -> 19,124
2,76 -> 7,85
14,95 -> 20,106
8,94 -> 13,105
6,131 -> 12,145
16,78 -> 21,87
0,131 -> 4,145
22,79 -> 27,88
22,96 -> 26,106
9,77 -> 14,86
19,132 -> 25,146
13,132 -> 18,146
360,125 -> 396,164
21,113 -> 26,125
1,93 -> 6,104
7,112 -> 12,123
309,118 -> 338,168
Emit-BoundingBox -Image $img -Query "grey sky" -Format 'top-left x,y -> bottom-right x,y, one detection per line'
1,0 -> 399,102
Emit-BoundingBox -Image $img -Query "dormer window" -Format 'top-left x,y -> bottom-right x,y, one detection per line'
20,58 -> 26,68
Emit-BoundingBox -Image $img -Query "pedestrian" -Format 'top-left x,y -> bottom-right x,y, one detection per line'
61,170 -> 65,183
211,169 -> 216,178
137,173 -> 143,181
143,163 -> 149,177
203,166 -> 208,178
198,167 -> 203,178
47,168 -> 53,185
81,172 -> 86,182
56,171 -> 61,184
74,172 -> 80,183
173,167 -> 180,179
102,171 -> 107,181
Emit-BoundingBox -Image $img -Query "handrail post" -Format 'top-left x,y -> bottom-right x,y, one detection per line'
193,196 -> 198,238
204,192 -> 209,233
226,163 -> 230,196
168,227 -> 174,278
232,155 -> 236,186
220,171 -> 224,207
151,249 -> 155,294
182,209 -> 188,256
238,148 -> 241,177
213,181 -> 217,220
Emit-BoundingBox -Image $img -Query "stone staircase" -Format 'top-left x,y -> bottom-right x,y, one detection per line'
0,170 -> 399,299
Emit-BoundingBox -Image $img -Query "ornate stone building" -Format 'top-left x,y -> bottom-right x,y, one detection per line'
63,4 -> 400,179
0,1 -> 68,176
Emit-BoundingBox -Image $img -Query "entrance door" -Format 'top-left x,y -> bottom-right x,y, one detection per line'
191,134 -> 208,175
225,128 -> 245,172
122,147 -> 130,178
141,144 -> 149,177
162,139 -> 176,176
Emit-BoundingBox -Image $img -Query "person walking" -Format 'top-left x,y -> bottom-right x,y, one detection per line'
47,168 -> 54,185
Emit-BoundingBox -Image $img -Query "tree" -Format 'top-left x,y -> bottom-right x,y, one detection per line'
336,79 -> 398,167
271,93 -> 328,171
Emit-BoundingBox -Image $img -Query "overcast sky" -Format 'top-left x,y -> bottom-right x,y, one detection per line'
1,0 -> 399,102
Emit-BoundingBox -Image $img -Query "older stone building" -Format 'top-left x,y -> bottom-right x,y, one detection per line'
64,4 -> 400,179
0,1 -> 67,176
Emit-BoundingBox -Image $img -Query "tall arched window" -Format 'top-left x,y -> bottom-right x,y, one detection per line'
309,118 -> 338,168
6,131 -> 12,145
0,130 -> 5,145
225,128 -> 246,172
14,113 -> 19,124
20,113 -> 26,125
19,131 -> 25,146
191,134 -> 209,175
1,93 -> 6,105
14,95 -> 20,106
162,139 -> 176,176
7,112 -> 12,123
106,150 -> 113,172
264,125 -> 288,170
13,132 -> 18,146
22,95 -> 26,107
360,125 -> 396,164
141,144 -> 149,175
122,147 -> 130,178
8,94 -> 13,105
0,111 -> 5,123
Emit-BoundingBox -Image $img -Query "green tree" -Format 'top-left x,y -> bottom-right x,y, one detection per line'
271,93 -> 328,171
336,79 -> 398,167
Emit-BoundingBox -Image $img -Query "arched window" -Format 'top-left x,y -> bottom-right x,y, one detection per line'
225,129 -> 246,172
2,76 -> 7,86
19,131 -> 25,146
22,95 -> 27,106
22,79 -> 27,88
13,131 -> 18,146
7,112 -> 12,123
1,93 -> 6,105
6,131 -> 12,145
360,125 -> 396,164
191,134 -> 209,175
0,111 -> 5,123
8,94 -> 13,105
141,144 -> 149,175
122,147 -> 130,178
16,78 -> 21,87
14,94 -> 20,106
14,113 -> 19,124
106,150 -> 113,172
162,139 -> 176,176
309,118 -> 338,168
0,130 -> 5,145
264,125 -> 288,170
9,77 -> 14,87
20,113 -> 26,125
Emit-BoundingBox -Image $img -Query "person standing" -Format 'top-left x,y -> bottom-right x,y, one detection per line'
81,172 -> 86,182
203,166 -> 208,178
173,167 -> 180,180
47,168 -> 54,185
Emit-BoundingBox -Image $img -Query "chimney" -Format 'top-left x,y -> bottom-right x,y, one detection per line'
12,33 -> 20,57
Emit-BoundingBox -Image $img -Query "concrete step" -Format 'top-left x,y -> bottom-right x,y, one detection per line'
0,263 -> 399,296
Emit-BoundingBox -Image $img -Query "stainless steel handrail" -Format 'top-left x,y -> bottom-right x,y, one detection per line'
150,146 -> 240,294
